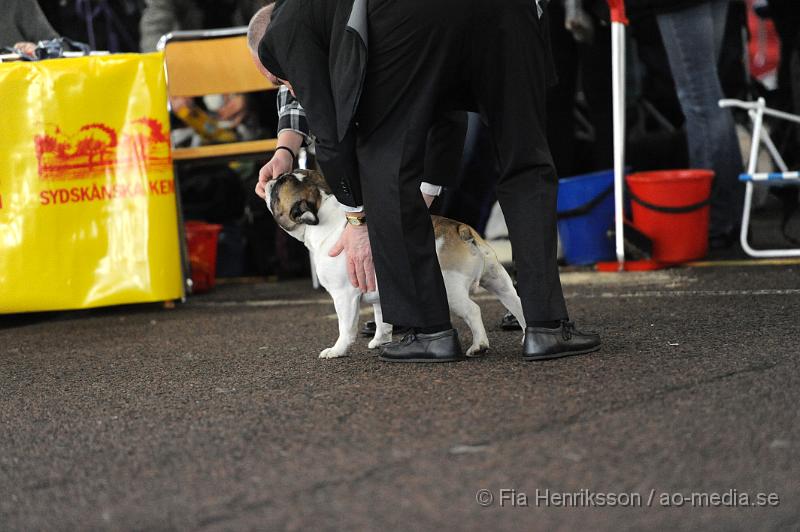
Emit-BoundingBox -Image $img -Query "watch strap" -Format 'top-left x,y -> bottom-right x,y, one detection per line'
345,214 -> 366,225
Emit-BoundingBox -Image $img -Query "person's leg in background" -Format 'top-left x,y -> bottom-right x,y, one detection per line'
421,111 -> 468,209
656,0 -> 745,247
766,0 -> 800,168
766,0 -> 800,113
580,16 -> 615,171
546,0 -> 580,178
434,113 -> 500,232
422,111 -> 468,194
762,0 -> 800,240
717,0 -> 749,101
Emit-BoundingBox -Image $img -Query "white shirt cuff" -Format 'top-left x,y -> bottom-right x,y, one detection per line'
342,204 -> 364,213
420,182 -> 443,196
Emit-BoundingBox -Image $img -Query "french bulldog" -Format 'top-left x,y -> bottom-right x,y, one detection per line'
265,169 -> 526,358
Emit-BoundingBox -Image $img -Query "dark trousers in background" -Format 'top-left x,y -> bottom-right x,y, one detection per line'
423,111 -> 468,189
356,0 -> 568,328
767,0 -> 800,115
435,112 -> 498,235
766,0 -> 800,170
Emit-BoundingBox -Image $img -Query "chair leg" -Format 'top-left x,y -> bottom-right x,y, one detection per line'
740,180 -> 800,257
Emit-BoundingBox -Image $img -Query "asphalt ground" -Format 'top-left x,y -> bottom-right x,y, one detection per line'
1,263 -> 799,531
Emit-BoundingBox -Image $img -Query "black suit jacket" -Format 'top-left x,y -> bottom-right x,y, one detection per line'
259,0 -> 368,207
259,0 -> 557,208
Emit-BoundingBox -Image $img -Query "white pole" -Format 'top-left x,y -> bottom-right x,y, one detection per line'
611,22 -> 626,269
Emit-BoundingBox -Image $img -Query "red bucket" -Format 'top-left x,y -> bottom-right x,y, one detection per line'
184,221 -> 222,293
626,170 -> 714,263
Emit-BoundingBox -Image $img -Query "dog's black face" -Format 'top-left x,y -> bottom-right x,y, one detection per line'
266,170 -> 329,231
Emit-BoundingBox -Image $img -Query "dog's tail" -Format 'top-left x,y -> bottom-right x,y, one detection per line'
457,223 -> 505,280
457,223 -> 476,244
457,223 -> 491,257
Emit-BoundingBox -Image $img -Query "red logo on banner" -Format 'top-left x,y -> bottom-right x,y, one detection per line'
34,118 -> 171,180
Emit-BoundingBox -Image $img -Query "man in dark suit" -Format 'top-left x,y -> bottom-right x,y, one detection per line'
252,0 -> 600,362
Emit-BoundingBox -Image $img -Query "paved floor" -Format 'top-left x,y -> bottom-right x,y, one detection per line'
1,264 -> 799,531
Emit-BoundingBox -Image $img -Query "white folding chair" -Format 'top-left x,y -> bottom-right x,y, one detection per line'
719,97 -> 800,257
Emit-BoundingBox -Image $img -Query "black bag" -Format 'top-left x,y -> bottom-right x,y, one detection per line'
34,37 -> 91,59
4,38 -> 91,60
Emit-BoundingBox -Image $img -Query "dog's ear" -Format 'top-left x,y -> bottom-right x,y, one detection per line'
290,199 -> 319,225
304,170 -> 332,194
264,180 -> 277,214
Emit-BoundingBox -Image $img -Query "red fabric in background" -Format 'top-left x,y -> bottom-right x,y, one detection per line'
748,0 -> 780,81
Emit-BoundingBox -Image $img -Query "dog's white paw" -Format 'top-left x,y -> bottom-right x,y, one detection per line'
368,337 -> 392,349
466,342 -> 490,357
319,347 -> 348,359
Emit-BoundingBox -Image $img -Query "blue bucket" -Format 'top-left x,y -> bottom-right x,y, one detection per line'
557,169 -> 616,265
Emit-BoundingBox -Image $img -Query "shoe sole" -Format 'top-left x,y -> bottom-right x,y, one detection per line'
378,356 -> 466,363
522,345 -> 600,362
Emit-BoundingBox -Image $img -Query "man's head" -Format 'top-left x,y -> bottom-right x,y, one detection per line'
246,3 -> 274,58
247,3 -> 295,95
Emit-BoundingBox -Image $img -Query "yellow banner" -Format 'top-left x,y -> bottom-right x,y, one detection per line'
0,53 -> 184,313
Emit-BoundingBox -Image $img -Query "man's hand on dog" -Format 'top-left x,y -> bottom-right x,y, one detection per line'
255,150 -> 294,199
255,131 -> 304,199
329,223 -> 376,293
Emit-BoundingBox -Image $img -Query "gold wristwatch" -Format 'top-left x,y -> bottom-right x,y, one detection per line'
345,213 -> 366,226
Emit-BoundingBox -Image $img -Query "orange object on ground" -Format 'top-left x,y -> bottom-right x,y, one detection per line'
184,221 -> 222,293
596,259 -> 665,272
626,170 -> 714,264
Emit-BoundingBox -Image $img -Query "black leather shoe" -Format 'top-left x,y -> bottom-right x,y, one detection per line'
379,329 -> 465,363
361,321 -> 377,337
499,311 -> 522,331
523,321 -> 600,361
